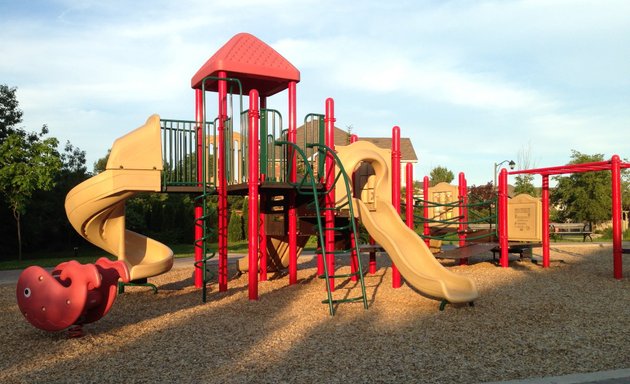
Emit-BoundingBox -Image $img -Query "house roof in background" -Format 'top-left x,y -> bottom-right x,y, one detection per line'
295,124 -> 418,161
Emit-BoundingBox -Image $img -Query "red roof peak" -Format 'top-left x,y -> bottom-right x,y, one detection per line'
191,33 -> 300,96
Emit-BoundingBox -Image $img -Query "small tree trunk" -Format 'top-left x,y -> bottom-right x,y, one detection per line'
13,208 -> 22,261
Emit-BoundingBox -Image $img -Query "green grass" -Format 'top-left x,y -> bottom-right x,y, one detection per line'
0,241 -> 253,271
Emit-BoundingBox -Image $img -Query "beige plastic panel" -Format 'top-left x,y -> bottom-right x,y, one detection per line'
427,182 -> 460,227
507,193 -> 542,242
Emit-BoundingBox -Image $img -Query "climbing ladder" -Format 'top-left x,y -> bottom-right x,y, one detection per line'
275,139 -> 369,315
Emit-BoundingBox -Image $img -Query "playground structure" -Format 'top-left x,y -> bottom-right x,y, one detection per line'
399,171 -> 543,267
15,33 -> 479,333
14,32 -> 628,334
499,159 -> 630,277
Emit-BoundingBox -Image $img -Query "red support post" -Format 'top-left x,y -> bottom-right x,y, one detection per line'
368,237 -> 377,274
498,168 -> 509,268
259,98 -> 268,282
217,71 -> 228,291
541,175 -> 550,268
611,155 -> 623,279
194,89 -> 204,288
458,172 -> 468,265
324,98 -> 336,291
406,163 -> 414,229
288,82 -> 298,285
247,90 -> 260,300
423,176 -> 430,247
391,126 -> 402,288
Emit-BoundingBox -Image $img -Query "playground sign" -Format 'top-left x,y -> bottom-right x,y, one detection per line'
507,193 -> 542,242
428,182 -> 459,226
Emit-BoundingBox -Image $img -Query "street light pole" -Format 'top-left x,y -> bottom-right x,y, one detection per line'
494,159 -> 516,188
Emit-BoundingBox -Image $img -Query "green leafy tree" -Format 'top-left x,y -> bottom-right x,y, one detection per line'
551,150 -> 611,227
513,143 -> 537,196
228,211 -> 244,242
0,127 -> 62,259
0,84 -> 23,142
25,141 -> 90,253
467,182 -> 497,236
513,175 -> 537,196
429,165 -> 454,186
93,149 -> 111,174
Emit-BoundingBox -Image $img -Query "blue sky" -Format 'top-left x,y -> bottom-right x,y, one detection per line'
1,0 -> 629,186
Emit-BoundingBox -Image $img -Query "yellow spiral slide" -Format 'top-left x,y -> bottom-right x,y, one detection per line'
65,115 -> 173,281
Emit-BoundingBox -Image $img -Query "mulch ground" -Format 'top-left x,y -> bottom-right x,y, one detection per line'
1,244 -> 629,383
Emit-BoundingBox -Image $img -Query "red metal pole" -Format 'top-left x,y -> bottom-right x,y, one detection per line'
325,98 -> 336,291
458,172 -> 468,265
611,155 -> 623,279
369,237 -> 377,274
423,175 -> 430,247
248,90 -> 260,300
406,163 -> 414,229
217,71 -> 228,291
288,81 -> 298,285
541,175 -> 550,268
194,89 -> 203,288
391,126 -> 402,288
499,168 -> 509,267
259,97 -> 268,282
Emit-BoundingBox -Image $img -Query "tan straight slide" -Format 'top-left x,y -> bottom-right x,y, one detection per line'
355,197 -> 478,303
64,115 -> 173,281
335,141 -> 478,304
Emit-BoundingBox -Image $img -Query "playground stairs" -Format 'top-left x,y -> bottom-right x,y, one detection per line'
275,139 -> 369,315
194,188 -> 217,303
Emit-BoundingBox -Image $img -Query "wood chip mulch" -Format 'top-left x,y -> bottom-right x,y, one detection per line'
1,244 -> 629,383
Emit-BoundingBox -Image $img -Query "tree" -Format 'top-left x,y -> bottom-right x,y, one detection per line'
93,149 -> 111,174
468,182 -> 495,203
513,143 -> 537,196
551,150 -> 611,227
0,126 -> 62,259
228,211 -> 244,242
513,175 -> 537,196
468,182 -> 496,228
429,166 -> 454,186
24,141 -> 90,253
0,84 -> 23,142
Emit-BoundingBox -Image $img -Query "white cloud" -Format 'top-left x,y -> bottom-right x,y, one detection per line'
1,0 -> 628,183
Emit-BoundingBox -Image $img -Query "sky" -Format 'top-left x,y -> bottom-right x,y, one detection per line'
1,0 -> 629,186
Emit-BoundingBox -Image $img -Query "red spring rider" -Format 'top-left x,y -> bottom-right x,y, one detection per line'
16,257 -> 130,336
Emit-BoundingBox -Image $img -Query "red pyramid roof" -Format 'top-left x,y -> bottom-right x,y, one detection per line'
191,33 -> 300,96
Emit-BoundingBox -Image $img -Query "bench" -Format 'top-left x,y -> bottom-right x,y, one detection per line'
550,223 -> 592,242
